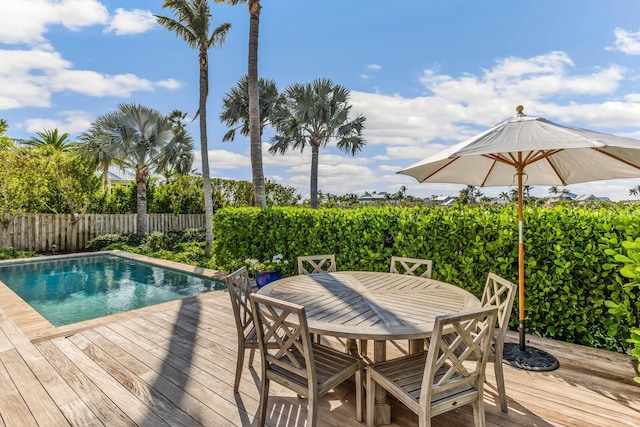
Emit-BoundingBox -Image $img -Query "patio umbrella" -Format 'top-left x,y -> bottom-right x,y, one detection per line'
398,105 -> 640,370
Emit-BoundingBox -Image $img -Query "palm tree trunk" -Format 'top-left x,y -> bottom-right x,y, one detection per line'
248,0 -> 266,207
200,46 -> 214,258
310,145 -> 319,208
102,161 -> 109,190
135,169 -> 148,235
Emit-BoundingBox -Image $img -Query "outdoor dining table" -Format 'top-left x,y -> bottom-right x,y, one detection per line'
256,271 -> 481,425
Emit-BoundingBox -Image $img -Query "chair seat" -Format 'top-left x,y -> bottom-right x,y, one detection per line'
269,342 -> 362,396
369,352 -> 478,412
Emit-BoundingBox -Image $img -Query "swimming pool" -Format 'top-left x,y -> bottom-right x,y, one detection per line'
0,251 -> 226,327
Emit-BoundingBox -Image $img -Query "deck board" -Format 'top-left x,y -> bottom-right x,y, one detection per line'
0,288 -> 636,426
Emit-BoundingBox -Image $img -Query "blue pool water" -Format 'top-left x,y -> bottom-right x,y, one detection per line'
0,254 -> 225,327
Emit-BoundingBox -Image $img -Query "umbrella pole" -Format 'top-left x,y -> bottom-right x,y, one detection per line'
502,161 -> 559,371
517,168 -> 526,351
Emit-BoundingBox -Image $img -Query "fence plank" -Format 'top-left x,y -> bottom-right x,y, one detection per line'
0,214 -> 205,253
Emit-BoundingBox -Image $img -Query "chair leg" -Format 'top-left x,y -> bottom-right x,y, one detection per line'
494,348 -> 508,412
359,339 -> 368,356
366,372 -> 375,426
308,392 -> 318,427
472,398 -> 485,427
257,377 -> 270,427
248,348 -> 255,367
355,369 -> 363,422
233,343 -> 244,393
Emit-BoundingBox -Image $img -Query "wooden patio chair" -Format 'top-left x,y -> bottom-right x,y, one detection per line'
297,254 -> 337,275
366,306 -> 498,427
225,266 -> 277,393
481,272 -> 517,413
250,293 -> 363,426
297,254 -> 337,344
360,256 -> 434,356
390,255 -> 433,278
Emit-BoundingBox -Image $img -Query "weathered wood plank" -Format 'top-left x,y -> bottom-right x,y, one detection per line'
0,349 -> 70,426
67,331 -> 200,427
0,356 -> 38,427
37,340 -> 130,426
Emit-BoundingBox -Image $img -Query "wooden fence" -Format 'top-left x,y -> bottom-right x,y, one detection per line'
0,213 -> 206,253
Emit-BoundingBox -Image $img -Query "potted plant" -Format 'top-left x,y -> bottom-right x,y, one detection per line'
245,254 -> 289,288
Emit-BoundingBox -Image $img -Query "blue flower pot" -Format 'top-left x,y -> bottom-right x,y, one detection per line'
255,271 -> 281,288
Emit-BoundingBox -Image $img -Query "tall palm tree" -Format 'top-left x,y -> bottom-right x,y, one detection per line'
220,75 -> 282,141
156,0 -> 230,257
269,78 -> 366,208
215,0 -> 265,207
25,129 -> 74,152
78,103 -> 194,235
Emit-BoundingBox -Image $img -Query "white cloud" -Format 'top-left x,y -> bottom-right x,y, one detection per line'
105,8 -> 157,36
51,70 -> 154,96
607,28 -> 640,55
367,64 -> 382,71
0,0 -> 108,47
157,79 -> 182,90
0,48 -> 181,110
25,110 -> 93,134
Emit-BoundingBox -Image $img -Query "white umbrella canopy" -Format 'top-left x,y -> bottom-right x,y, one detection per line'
398,106 -> 640,371
400,110 -> 640,187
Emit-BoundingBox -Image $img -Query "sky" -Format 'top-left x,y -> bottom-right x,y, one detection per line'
2,0 -> 640,201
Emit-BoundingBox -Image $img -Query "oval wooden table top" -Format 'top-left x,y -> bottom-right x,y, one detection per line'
257,271 -> 481,341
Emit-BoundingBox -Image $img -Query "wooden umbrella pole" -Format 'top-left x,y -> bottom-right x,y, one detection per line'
517,162 -> 526,351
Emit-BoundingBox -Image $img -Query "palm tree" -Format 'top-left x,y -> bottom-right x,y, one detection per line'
25,129 -> 74,152
269,78 -> 366,208
78,103 -> 194,234
214,0 -> 265,207
220,75 -> 282,140
75,132 -> 123,190
167,109 -> 188,130
155,0 -> 230,257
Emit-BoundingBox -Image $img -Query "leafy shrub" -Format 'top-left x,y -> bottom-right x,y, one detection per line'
0,247 -> 40,260
85,233 -> 145,251
144,228 -> 205,251
85,229 -> 208,268
211,205 -> 637,352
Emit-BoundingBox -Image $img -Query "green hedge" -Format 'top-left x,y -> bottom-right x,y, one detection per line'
212,205 -> 640,353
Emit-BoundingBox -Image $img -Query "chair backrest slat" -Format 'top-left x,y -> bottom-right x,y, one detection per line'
250,293 -> 316,383
390,256 -> 433,278
482,273 -> 517,333
421,306 -> 497,404
297,254 -> 337,275
226,267 -> 254,341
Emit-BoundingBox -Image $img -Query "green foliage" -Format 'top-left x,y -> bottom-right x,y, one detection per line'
0,145 -> 100,215
629,327 -> 640,384
151,175 -> 204,214
600,214 -> 640,361
212,204 -> 638,353
85,229 -> 208,267
0,247 -> 39,260
144,229 -> 206,251
85,233 -> 146,251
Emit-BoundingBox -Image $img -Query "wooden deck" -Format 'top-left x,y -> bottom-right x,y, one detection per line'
0,288 -> 638,426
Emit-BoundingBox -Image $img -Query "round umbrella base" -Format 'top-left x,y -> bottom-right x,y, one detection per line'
503,342 -> 559,371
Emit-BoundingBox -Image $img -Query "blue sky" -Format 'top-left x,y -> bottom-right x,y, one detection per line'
2,0 -> 640,201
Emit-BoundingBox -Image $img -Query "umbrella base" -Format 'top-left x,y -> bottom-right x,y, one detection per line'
503,342 -> 559,371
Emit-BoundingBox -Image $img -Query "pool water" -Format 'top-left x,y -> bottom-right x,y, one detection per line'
0,254 -> 225,327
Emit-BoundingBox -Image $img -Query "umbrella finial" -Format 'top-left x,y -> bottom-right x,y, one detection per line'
516,105 -> 524,115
